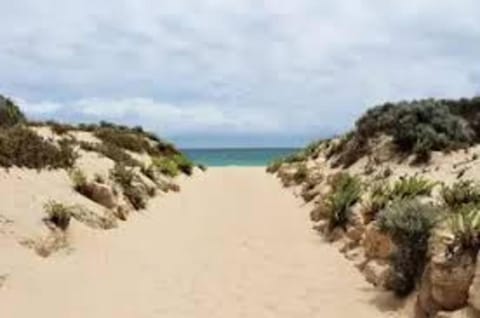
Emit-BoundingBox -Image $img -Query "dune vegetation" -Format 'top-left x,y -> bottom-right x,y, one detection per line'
268,96 -> 480,316
0,94 -> 198,256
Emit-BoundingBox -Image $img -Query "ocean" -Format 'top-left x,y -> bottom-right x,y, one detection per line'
182,148 -> 300,167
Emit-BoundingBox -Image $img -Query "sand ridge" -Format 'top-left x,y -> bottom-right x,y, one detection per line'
0,167 -> 404,317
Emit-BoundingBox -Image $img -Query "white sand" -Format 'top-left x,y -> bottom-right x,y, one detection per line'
0,167 -> 403,317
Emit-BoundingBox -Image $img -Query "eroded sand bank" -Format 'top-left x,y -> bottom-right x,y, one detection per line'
0,167 -> 404,317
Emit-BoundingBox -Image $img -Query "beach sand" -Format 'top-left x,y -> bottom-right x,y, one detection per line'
0,167 -> 403,317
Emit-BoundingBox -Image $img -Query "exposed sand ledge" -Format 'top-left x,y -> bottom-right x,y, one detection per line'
0,167 -> 405,317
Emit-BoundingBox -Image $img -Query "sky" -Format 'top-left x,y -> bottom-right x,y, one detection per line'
1,1 -> 480,148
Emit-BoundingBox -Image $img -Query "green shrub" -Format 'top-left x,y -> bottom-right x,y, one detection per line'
266,160 -> 282,173
94,127 -> 151,153
0,127 -> 77,169
0,96 -> 26,127
44,201 -> 72,231
172,154 -> 194,176
390,176 -> 436,199
378,199 -> 438,296
198,164 -> 207,172
152,157 -> 180,177
110,164 -> 146,210
441,180 -> 480,210
326,173 -> 362,230
448,204 -> 480,254
80,141 -> 141,167
292,164 -> 308,185
362,181 -> 391,223
49,121 -> 73,135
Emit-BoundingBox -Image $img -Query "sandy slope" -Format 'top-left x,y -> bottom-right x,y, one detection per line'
0,167 -> 403,317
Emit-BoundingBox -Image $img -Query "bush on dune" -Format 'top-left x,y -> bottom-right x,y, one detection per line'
378,199 -> 438,296
44,201 -> 72,231
390,176 -> 436,200
441,180 -> 480,210
0,96 -> 25,127
447,204 -> 480,255
110,163 -> 146,210
325,173 -> 362,231
0,127 -> 78,169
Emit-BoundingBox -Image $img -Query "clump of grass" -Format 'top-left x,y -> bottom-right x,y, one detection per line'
441,180 -> 480,210
172,154 -> 194,176
94,127 -> 151,153
0,96 -> 26,127
79,141 -> 141,167
44,201 -> 72,231
197,164 -> 207,172
152,157 -> 180,177
70,168 -> 89,193
325,173 -> 362,230
447,204 -> 480,255
362,181 -> 392,223
390,176 -> 436,199
110,164 -> 146,210
0,127 -> 78,169
266,160 -> 282,173
378,199 -> 438,296
292,164 -> 308,185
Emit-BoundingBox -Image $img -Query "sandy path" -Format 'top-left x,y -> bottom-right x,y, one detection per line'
0,167 -> 401,317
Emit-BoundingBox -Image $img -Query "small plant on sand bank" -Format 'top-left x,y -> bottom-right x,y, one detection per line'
325,173 -> 362,231
390,176 -> 436,200
292,164 -> 308,185
441,180 -> 480,210
0,127 -> 78,169
44,201 -> 72,231
447,204 -> 480,255
110,164 -> 146,210
378,199 -> 438,296
152,157 -> 180,177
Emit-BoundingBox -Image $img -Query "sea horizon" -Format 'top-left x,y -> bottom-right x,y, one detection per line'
182,147 -> 300,167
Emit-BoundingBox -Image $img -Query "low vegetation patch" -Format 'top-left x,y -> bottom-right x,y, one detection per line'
447,204 -> 480,255
44,201 -> 72,231
390,176 -> 436,199
110,164 -> 146,210
292,164 -> 308,185
378,199 -> 438,296
0,127 -> 78,169
325,173 -> 362,231
441,180 -> 480,210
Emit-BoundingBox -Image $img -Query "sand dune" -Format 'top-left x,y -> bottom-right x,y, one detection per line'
0,167 -> 404,317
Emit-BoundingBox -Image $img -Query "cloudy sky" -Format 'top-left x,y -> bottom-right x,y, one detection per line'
1,1 -> 480,147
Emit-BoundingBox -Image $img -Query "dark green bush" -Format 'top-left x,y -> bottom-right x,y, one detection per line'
0,96 -> 26,127
378,199 -> 438,296
0,127 -> 77,169
94,127 -> 151,153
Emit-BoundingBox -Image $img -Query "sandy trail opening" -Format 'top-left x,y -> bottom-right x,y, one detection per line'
0,167 -> 403,317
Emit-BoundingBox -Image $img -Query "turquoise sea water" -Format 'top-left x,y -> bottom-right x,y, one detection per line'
182,148 -> 300,167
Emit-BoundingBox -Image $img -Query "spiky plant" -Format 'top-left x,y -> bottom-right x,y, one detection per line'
441,180 -> 480,210
326,173 -> 362,230
390,176 -> 436,199
448,204 -> 480,254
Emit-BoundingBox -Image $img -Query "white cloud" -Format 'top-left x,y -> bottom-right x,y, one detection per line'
1,0 -> 480,146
